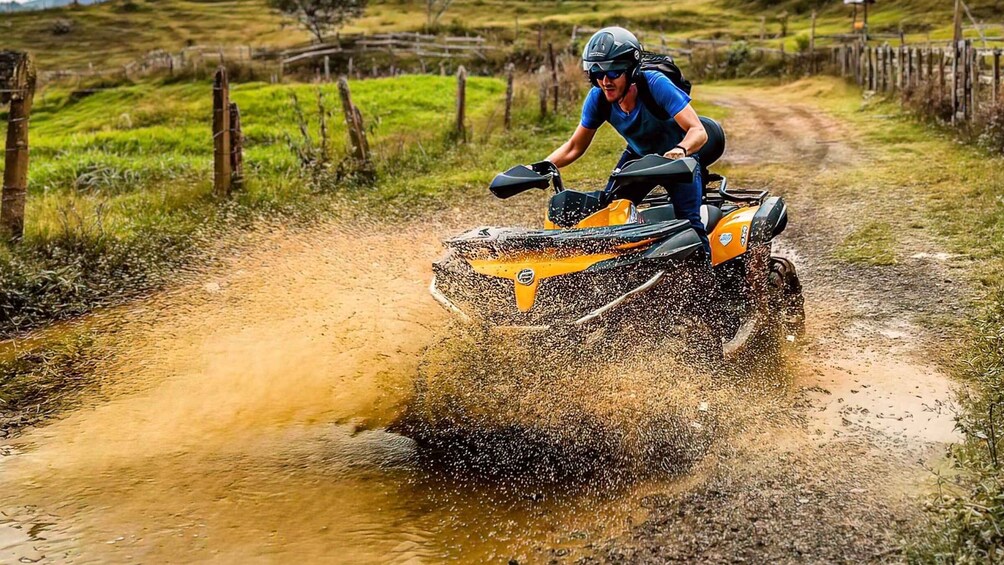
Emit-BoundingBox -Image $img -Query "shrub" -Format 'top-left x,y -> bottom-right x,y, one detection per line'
976,99 -> 1004,155
910,294 -> 1004,562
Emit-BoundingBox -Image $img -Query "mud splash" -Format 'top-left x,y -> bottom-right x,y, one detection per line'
0,213 -> 784,563
393,321 -> 795,488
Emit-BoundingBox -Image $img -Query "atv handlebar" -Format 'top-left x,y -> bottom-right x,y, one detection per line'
529,161 -> 565,193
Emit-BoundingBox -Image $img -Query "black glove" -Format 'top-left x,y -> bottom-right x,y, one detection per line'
528,160 -> 559,177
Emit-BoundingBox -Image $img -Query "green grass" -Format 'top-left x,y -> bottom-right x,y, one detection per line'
834,221 -> 898,266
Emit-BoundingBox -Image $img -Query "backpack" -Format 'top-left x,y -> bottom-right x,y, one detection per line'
598,53 -> 692,122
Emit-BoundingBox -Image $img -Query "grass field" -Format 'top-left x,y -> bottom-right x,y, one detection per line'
22,75 -> 508,239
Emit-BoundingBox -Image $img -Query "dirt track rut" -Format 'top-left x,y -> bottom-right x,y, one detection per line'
0,83 -> 966,563
589,85 -> 964,562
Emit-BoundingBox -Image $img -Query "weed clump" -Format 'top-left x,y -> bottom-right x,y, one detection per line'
0,221 -> 203,338
0,330 -> 101,439
911,292 -> 1004,562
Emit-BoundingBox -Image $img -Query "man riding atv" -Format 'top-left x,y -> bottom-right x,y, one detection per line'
541,26 -> 712,252
427,28 -> 803,358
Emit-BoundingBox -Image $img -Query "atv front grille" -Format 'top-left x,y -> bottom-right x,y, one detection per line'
432,256 -> 672,327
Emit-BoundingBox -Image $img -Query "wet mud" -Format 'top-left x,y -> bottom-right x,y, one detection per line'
0,81 -> 966,563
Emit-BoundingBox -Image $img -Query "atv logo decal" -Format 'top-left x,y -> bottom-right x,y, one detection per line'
740,225 -> 749,247
718,233 -> 733,246
516,268 -> 535,286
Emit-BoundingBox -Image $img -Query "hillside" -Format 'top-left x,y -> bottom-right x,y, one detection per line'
6,0 -> 1004,74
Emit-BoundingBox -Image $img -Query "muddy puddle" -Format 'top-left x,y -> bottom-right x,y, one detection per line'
0,419 -> 683,563
0,217 -> 770,564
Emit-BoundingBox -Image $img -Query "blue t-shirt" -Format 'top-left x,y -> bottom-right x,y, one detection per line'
580,70 -> 692,156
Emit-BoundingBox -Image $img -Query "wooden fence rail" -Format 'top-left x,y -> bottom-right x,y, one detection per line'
830,40 -> 1003,124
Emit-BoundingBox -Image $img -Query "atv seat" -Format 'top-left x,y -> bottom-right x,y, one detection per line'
641,204 -> 723,232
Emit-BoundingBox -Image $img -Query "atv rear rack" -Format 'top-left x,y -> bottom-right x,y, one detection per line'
709,174 -> 768,203
640,174 -> 767,209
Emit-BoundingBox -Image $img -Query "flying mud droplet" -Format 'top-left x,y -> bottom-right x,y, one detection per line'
391,321 -> 770,487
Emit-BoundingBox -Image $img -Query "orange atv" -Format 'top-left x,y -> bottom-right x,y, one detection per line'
430,155 -> 804,358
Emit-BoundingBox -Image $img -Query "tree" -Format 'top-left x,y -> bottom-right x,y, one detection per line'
426,0 -> 453,27
268,0 -> 366,43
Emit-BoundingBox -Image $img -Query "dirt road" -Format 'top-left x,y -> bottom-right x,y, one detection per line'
0,82 -> 966,563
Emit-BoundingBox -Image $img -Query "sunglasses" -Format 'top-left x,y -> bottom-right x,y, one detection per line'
589,69 -> 626,81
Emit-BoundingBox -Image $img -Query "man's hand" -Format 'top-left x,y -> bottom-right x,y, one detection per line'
529,160 -> 558,176
664,146 -> 687,160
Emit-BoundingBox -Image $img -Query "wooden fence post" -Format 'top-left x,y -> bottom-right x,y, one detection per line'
865,46 -> 873,90
1,52 -> 36,242
547,42 -> 558,112
971,45 -> 979,118
993,49 -> 1001,102
212,66 -> 232,199
879,45 -> 887,92
927,48 -> 934,84
324,55 -> 331,82
538,65 -> 548,118
900,45 -> 907,92
939,48 -> 946,99
336,76 -> 370,165
856,43 -> 864,86
905,48 -> 913,89
455,65 -> 467,141
809,11 -> 817,74
887,45 -> 895,92
952,41 -> 962,123
504,63 -> 514,130
229,102 -> 244,190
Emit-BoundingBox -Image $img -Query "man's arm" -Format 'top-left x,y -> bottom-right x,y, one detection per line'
664,104 -> 708,160
545,125 -> 598,168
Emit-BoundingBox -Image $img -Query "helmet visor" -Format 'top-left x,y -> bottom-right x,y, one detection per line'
582,59 -> 633,73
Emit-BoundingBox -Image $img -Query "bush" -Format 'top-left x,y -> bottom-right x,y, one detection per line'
688,42 -> 791,81
794,33 -> 810,53
910,294 -> 1004,562
976,100 -> 1004,154
903,80 -> 954,124
50,18 -> 73,35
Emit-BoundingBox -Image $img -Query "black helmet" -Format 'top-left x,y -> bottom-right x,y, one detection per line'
582,27 -> 642,85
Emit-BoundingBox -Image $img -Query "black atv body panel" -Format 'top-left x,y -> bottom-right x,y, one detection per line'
444,220 -> 694,255
749,196 -> 788,244
547,190 -> 607,228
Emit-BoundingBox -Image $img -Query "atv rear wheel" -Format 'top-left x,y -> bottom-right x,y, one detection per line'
719,249 -> 804,360
769,256 -> 805,338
